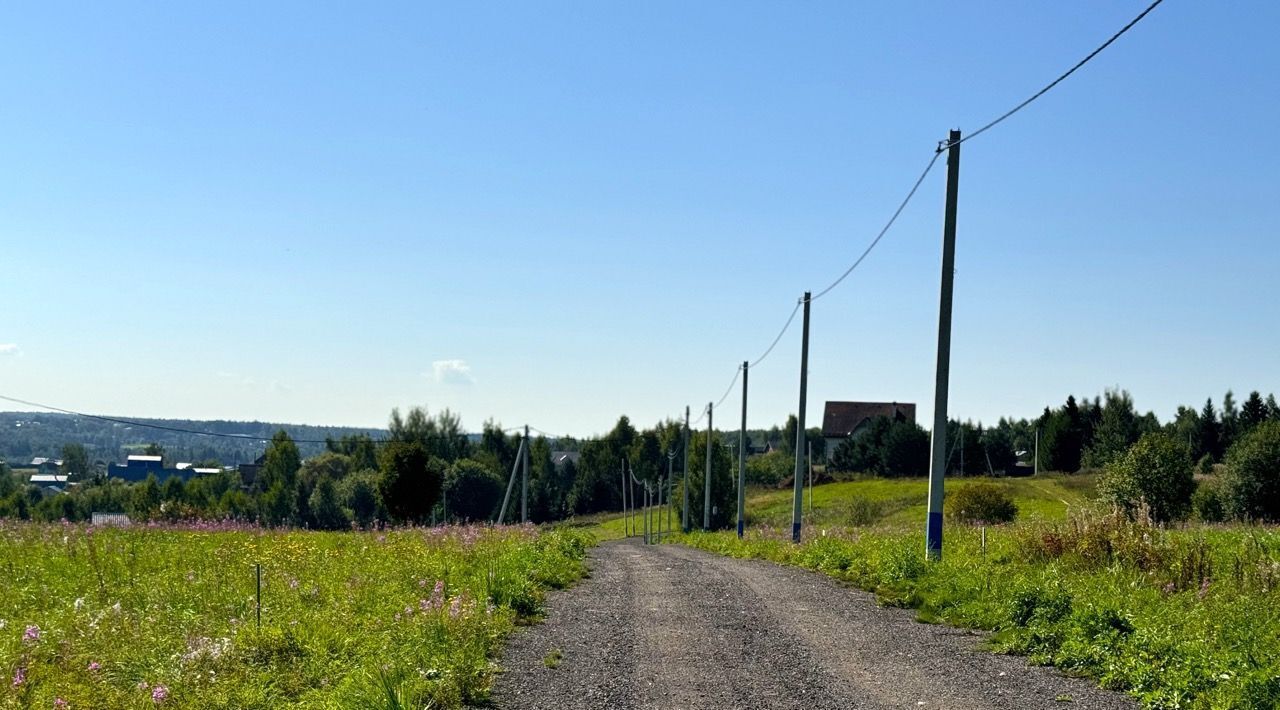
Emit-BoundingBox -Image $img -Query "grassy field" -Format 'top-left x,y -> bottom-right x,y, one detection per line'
586,473 -> 1100,541
667,473 -> 1280,710
0,521 -> 590,709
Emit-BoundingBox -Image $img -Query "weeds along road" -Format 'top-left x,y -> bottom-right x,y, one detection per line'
490,538 -> 1136,710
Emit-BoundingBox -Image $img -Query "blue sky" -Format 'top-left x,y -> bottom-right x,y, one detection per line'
1,1 -> 1277,437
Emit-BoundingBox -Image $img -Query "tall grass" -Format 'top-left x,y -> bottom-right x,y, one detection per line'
680,514 -> 1280,709
0,520 -> 589,709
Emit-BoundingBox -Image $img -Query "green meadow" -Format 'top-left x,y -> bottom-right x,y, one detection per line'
0,522 -> 589,709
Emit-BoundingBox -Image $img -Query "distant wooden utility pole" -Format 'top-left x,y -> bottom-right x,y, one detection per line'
682,406 -> 690,532
926,129 -> 962,561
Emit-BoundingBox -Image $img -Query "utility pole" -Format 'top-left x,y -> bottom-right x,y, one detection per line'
791,292 -> 811,543
1034,428 -> 1040,476
925,129 -> 962,561
496,438 -> 525,524
807,440 -> 814,518
521,425 -> 530,524
737,361 -> 748,539
621,461 -> 629,537
667,452 -> 675,537
682,406 -> 690,532
704,402 -> 713,531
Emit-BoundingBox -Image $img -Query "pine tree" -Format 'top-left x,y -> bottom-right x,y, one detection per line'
1241,391 -> 1268,434
1198,398 -> 1222,461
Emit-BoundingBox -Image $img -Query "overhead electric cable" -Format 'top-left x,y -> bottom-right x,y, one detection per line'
0,393 -> 382,444
811,151 -> 942,302
749,299 -> 804,369
939,0 -> 1164,152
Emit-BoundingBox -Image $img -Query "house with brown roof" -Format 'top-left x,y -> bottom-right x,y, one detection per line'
821,401 -> 917,459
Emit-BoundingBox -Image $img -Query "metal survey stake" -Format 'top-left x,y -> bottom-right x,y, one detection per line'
791,292 -> 811,543
925,129 -> 962,560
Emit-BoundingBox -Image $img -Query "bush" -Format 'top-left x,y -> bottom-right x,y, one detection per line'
1222,421 -> 1280,522
947,482 -> 1017,524
745,450 -> 792,486
1099,432 -> 1194,523
1192,480 -> 1225,523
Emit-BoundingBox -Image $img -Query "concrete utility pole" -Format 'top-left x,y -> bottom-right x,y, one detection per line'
497,438 -> 525,524
807,440 -> 814,518
682,406 -> 690,532
667,452 -> 674,537
791,292 -> 811,543
926,129 -> 962,561
521,425 -> 530,524
737,361 -> 748,538
1034,428 -> 1040,476
704,402 -> 713,531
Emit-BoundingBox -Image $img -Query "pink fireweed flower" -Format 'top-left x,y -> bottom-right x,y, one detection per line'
54,698 -> 69,708
288,577 -> 299,590
11,667 -> 25,687
151,685 -> 169,703
23,625 -> 41,643
88,661 -> 101,671
449,595 -> 463,618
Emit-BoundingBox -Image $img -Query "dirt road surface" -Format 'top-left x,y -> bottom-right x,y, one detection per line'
489,538 -> 1136,710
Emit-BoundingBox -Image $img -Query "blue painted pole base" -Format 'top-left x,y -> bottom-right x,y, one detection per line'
737,520 -> 745,538
926,510 -> 943,560
791,522 -> 802,543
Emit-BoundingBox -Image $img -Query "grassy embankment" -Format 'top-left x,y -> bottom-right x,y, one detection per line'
0,521 -> 590,709
657,474 -> 1280,709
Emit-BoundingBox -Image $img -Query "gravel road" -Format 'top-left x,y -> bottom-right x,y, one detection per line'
488,538 -> 1137,710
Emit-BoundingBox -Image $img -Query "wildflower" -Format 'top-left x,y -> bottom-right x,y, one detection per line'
404,605 -> 413,617
137,681 -> 149,691
151,684 -> 169,703
11,667 -> 25,687
0,619 -> 6,629
23,625 -> 41,643
449,596 -> 463,618
418,579 -> 428,588
88,661 -> 101,672
1162,581 -> 1176,595
1198,577 -> 1212,600
74,597 -> 85,611
54,698 -> 69,708
111,602 -> 122,614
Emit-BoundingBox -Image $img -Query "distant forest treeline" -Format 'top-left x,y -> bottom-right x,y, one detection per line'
0,412 -> 385,465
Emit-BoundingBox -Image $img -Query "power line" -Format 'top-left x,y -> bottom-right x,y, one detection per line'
0,393 -> 382,445
749,299 -> 803,369
811,152 -> 942,302
939,0 -> 1165,152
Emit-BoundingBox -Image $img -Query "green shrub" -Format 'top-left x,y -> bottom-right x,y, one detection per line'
1099,432 -> 1194,523
1192,480 -> 1225,523
1197,453 -> 1215,477
1222,421 -> 1280,522
947,483 -> 1017,524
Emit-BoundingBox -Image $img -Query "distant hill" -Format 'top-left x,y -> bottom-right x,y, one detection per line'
0,411 -> 387,466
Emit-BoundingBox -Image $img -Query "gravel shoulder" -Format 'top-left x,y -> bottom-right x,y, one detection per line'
488,538 -> 1137,710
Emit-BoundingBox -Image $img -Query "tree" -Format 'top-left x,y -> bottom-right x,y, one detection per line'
1221,421 -> 1280,522
1220,390 -> 1240,456
684,430 -> 734,529
128,474 -> 162,520
257,431 -> 301,526
1099,432 -> 1194,523
308,477 -> 350,530
1267,394 -> 1280,422
325,434 -> 377,472
388,406 -> 470,463
61,443 -> 90,481
378,441 -> 443,524
1082,389 -> 1141,470
1241,391 -> 1268,434
1040,396 -> 1086,473
1197,398 -> 1222,462
442,459 -> 505,522
340,469 -> 384,528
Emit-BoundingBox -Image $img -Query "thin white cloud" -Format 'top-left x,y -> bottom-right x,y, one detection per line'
429,359 -> 474,386
0,344 -> 19,356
